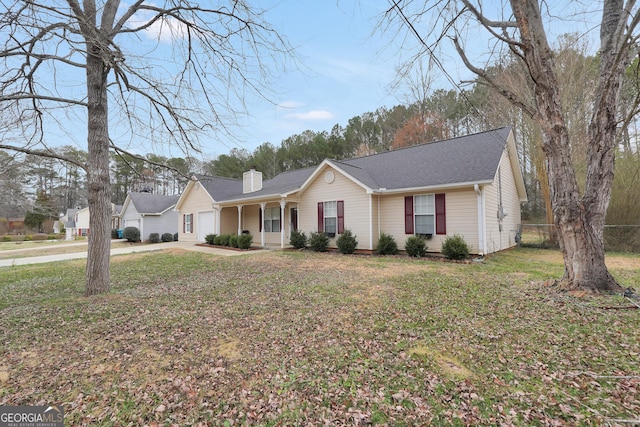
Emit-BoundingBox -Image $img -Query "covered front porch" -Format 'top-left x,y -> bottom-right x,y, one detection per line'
216,198 -> 299,249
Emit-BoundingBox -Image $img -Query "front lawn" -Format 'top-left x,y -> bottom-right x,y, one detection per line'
0,249 -> 638,426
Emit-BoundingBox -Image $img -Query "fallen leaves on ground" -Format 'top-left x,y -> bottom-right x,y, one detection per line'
1,249 -> 639,426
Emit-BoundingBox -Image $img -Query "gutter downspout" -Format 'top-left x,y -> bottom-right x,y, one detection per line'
474,184 -> 485,256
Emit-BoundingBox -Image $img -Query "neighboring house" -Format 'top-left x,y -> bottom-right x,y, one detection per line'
74,207 -> 90,237
175,127 -> 527,255
112,205 -> 123,231
68,204 -> 124,239
120,192 -> 180,241
63,208 -> 79,240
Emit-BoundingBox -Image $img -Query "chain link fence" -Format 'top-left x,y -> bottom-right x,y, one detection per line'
517,224 -> 640,253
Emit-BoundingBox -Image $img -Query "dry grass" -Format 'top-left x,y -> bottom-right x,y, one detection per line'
0,248 -> 639,426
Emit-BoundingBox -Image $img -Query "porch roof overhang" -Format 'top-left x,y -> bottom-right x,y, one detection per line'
217,191 -> 299,207
371,179 -> 495,195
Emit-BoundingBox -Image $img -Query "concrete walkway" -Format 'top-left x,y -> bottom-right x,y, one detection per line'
0,241 -> 267,267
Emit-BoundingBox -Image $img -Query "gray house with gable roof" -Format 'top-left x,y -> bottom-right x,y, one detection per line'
121,192 -> 179,241
175,127 -> 527,254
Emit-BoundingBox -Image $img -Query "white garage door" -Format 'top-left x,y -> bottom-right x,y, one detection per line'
197,211 -> 215,242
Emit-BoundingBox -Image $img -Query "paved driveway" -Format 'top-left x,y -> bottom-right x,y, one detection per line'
0,241 -> 266,267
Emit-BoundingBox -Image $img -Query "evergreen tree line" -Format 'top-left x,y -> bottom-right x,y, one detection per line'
1,38 -> 639,228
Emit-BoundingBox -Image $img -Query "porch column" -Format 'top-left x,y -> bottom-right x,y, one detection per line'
260,202 -> 266,247
237,205 -> 243,236
213,205 -> 221,235
280,200 -> 286,248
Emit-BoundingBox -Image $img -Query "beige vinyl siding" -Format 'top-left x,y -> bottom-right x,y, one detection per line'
299,166 -> 372,249
484,152 -> 522,253
177,182 -> 215,242
441,189 -> 479,253
241,204 -> 261,241
219,207 -> 238,236
379,189 -> 479,254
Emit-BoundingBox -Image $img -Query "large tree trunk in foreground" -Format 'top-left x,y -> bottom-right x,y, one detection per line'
84,42 -> 112,296
512,0 -> 624,293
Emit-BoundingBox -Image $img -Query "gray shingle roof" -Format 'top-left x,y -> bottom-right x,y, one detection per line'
128,192 -> 180,214
339,127 -> 511,190
195,175 -> 244,201
199,127 -> 511,201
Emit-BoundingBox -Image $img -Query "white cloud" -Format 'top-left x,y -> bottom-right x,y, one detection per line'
124,3 -> 187,43
284,110 -> 335,121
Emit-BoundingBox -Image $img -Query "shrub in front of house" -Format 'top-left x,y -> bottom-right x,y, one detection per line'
237,233 -> 252,249
218,234 -> 230,247
376,232 -> 398,255
32,234 -> 48,241
2,235 -> 12,242
161,232 -> 173,242
149,233 -> 161,243
441,234 -> 470,260
123,226 -> 140,242
405,235 -> 427,258
111,229 -> 119,239
173,232 -> 179,242
23,235 -> 32,241
309,231 -> 330,252
229,234 -> 238,248
205,234 -> 217,245
336,229 -> 358,254
289,230 -> 307,249
47,234 -> 56,240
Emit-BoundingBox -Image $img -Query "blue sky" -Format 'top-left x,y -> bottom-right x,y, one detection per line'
27,1 -> 601,161
226,1 -> 405,157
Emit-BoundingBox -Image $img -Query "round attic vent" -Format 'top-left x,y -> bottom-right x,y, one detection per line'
324,170 -> 335,183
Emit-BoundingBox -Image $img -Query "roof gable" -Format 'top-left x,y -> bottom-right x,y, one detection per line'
124,192 -> 179,215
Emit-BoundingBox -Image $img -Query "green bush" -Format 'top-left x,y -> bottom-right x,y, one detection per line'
336,229 -> 358,254
441,234 -> 470,260
238,234 -> 253,249
309,231 -> 330,252
376,232 -> 398,255
123,226 -> 140,242
205,234 -> 217,245
111,229 -> 119,239
173,232 -> 179,242
161,232 -> 173,242
289,230 -> 307,249
1,235 -> 11,242
229,234 -> 238,248
23,235 -> 33,241
47,234 -> 56,240
218,234 -> 230,247
405,235 -> 427,258
149,233 -> 161,243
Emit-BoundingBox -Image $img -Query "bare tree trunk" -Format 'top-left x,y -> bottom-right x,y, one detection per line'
512,0 -> 623,293
84,42 -> 112,296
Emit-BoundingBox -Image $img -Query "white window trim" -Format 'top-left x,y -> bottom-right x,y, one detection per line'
263,206 -> 280,233
414,194 -> 435,236
324,201 -> 338,235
